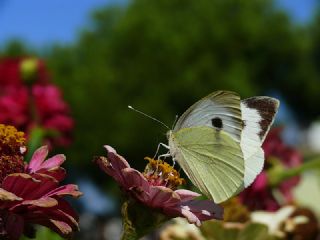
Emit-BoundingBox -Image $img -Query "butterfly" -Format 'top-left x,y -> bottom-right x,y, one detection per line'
166,91 -> 279,203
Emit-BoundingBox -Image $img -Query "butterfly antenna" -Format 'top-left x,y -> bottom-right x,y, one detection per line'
128,105 -> 170,130
171,114 -> 179,129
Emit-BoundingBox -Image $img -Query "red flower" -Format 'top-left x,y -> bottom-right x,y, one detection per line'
239,128 -> 302,211
95,146 -> 223,226
0,124 -> 81,239
0,86 -> 29,127
0,59 -> 22,86
0,58 -> 49,86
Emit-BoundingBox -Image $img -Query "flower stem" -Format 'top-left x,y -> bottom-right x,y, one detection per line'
269,157 -> 320,186
121,201 -> 139,240
121,199 -> 168,240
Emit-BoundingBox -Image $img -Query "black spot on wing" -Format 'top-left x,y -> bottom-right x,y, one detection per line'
211,117 -> 223,129
243,97 -> 279,140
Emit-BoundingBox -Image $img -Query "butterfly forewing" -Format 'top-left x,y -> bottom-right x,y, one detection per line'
173,91 -> 243,142
169,126 -> 245,203
240,97 -> 280,187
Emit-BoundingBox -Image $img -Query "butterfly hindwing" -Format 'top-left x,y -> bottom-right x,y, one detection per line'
169,126 -> 245,203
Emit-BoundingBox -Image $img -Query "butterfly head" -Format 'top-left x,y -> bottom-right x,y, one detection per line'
166,130 -> 173,139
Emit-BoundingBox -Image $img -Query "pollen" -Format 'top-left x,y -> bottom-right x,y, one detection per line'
0,125 -> 26,183
0,124 -> 26,156
143,157 -> 185,189
0,155 -> 24,183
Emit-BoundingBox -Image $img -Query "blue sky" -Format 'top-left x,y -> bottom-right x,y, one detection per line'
0,0 -> 317,47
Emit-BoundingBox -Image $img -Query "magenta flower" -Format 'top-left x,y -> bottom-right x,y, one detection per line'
0,124 -> 82,239
238,172 -> 280,211
0,57 -> 74,148
263,128 -> 302,202
0,58 -> 24,86
239,128 -> 302,211
31,84 -> 74,147
0,58 -> 48,86
32,85 -> 70,118
95,145 -> 223,227
0,86 -> 29,127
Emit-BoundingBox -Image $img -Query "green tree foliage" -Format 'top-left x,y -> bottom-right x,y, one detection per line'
2,0 -> 319,171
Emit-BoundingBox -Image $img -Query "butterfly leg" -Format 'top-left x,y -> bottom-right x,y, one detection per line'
155,143 -> 178,167
153,142 -> 169,159
158,153 -> 176,167
154,143 -> 170,158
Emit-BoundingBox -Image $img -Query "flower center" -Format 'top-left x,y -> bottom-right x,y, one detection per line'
0,125 -> 26,183
0,124 -> 26,156
143,157 -> 185,189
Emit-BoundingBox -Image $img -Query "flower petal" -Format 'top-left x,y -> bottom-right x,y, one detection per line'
0,188 -> 22,202
27,146 -> 49,172
175,189 -> 201,201
148,186 -> 180,208
20,197 -> 58,208
36,167 -> 66,182
38,154 -> 66,170
49,219 -> 74,237
182,200 -> 224,221
122,168 -> 149,190
103,145 -> 130,169
163,200 -> 223,226
2,173 -> 59,199
180,206 -> 201,226
45,184 -> 82,198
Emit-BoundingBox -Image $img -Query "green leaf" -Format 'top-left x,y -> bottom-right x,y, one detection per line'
200,221 -> 240,240
26,126 -> 46,162
200,221 -> 277,240
239,223 -> 271,240
21,226 -> 63,240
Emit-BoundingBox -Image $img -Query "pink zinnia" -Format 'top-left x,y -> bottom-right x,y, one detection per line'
0,57 -> 74,148
31,84 -> 74,147
0,124 -> 82,240
95,145 -> 223,227
239,128 -> 302,211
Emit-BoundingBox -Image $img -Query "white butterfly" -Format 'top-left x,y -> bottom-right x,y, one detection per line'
165,91 -> 279,203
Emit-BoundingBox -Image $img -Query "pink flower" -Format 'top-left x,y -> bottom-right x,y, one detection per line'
31,84 -> 74,147
0,124 -> 82,239
0,86 -> 29,128
0,58 -> 49,86
32,85 -> 69,118
0,58 -> 73,148
95,146 -> 223,226
0,59 -> 22,86
263,128 -> 302,202
239,128 -> 302,211
26,145 -> 67,182
239,172 -> 279,211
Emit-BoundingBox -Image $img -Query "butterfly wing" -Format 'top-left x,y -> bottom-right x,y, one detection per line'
169,126 -> 245,203
240,97 -> 280,187
173,91 -> 243,142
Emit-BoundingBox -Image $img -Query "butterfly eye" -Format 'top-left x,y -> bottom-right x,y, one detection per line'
211,117 -> 223,129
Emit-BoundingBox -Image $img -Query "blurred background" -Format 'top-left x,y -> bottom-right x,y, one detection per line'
1,0 -> 320,239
